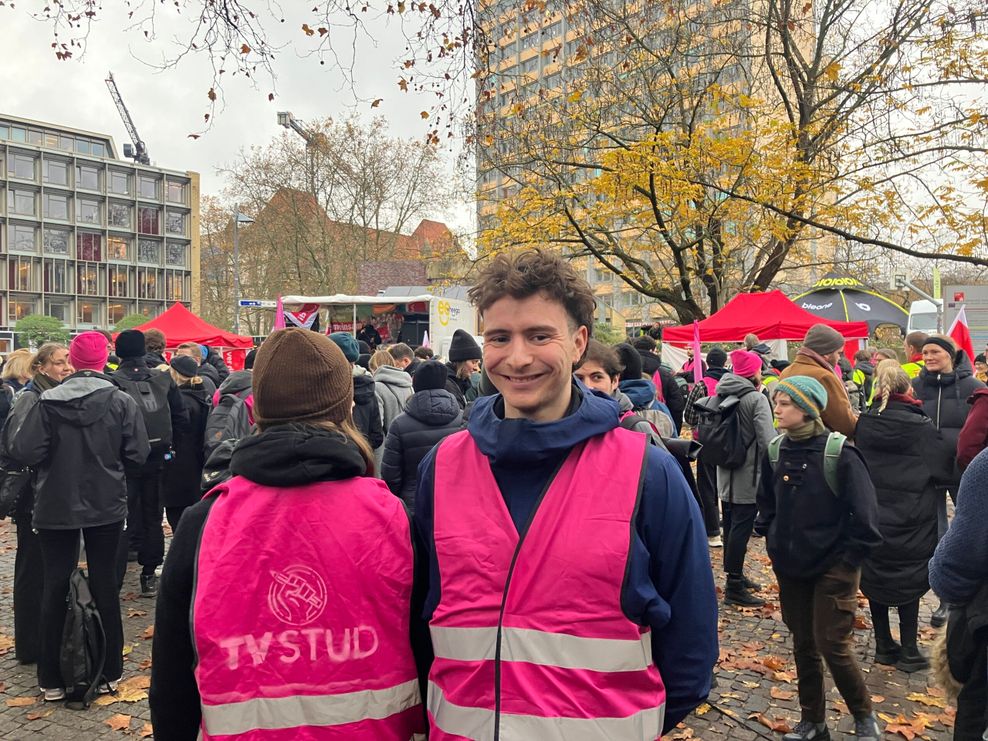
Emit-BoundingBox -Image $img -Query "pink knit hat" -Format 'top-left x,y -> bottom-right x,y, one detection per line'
70,331 -> 109,372
730,349 -> 762,378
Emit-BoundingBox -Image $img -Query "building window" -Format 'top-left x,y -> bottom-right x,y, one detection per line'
108,201 -> 132,229
77,198 -> 101,225
92,142 -> 107,158
8,299 -> 35,324
165,241 -> 188,267
8,189 -> 36,216
165,211 -> 186,236
138,207 -> 160,235
9,126 -> 26,143
43,159 -> 69,186
138,239 -> 160,264
9,154 -> 36,180
109,170 -> 131,195
77,232 -> 102,261
43,228 -> 70,256
43,192 -> 69,220
165,270 -> 187,301
107,301 -> 131,325
44,298 -> 72,323
8,224 -> 37,253
44,132 -> 59,148
77,262 -> 103,296
76,164 -> 100,190
138,176 -> 160,200
108,236 -> 131,261
137,267 -> 161,299
44,259 -> 72,294
108,266 -> 132,297
77,300 -> 101,325
166,181 -> 187,204
8,257 -> 36,291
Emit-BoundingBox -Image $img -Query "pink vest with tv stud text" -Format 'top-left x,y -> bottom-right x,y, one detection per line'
192,475 -> 425,740
429,428 -> 667,740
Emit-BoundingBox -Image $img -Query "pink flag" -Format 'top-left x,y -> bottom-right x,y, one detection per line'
692,320 -> 703,385
422,330 -> 431,349
949,305 -> 975,364
273,296 -> 286,330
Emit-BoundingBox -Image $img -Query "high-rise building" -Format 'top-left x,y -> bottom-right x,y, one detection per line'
0,114 -> 199,350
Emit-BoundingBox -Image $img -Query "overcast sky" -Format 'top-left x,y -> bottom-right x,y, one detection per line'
0,4 -> 472,231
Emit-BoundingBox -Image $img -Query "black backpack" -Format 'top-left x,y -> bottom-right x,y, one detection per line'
203,393 -> 252,457
60,568 -> 110,708
693,393 -> 748,469
116,372 -> 173,454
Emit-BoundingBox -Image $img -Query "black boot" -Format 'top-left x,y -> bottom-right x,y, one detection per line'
742,574 -> 761,592
930,602 -> 948,628
896,644 -> 929,672
724,575 -> 765,607
874,636 -> 901,665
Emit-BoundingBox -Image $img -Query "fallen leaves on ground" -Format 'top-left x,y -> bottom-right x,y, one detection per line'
906,691 -> 947,708
0,634 -> 14,654
770,686 -> 795,700
5,696 -> 37,707
92,674 -> 151,706
140,722 -> 154,737
26,709 -> 54,720
105,713 -> 132,731
142,625 -> 155,640
666,723 -> 694,739
127,608 -> 148,618
878,711 -> 939,740
138,658 -> 152,670
749,712 -> 792,733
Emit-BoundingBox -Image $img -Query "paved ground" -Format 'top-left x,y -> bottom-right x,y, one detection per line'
0,520 -> 957,739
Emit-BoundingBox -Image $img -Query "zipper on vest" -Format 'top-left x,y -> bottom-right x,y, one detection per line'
492,452 -> 573,741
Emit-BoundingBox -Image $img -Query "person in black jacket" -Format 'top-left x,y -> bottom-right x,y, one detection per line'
910,334 -> 986,626
201,345 -> 230,382
1,343 -> 73,665
113,329 -> 189,597
445,329 -> 481,408
161,356 -> 211,533
10,332 -> 149,700
143,328 -> 168,368
329,332 -> 384,449
381,361 -> 463,512
175,342 -> 219,393
756,375 -> 883,741
633,335 -> 685,431
856,360 -> 950,673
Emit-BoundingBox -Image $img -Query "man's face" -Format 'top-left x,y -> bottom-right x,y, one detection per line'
482,293 -> 588,422
574,360 -> 619,395
773,392 -> 808,431
395,356 -> 412,370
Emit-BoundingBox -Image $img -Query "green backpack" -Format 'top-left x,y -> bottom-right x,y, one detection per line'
766,431 -> 847,496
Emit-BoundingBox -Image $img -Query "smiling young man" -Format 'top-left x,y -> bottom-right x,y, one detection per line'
414,250 -> 718,740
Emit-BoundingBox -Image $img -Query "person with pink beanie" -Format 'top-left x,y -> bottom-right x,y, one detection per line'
9,331 -> 150,703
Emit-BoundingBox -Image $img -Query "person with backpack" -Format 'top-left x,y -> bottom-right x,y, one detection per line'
161,356 -> 211,534
633,335 -> 686,432
855,359 -> 950,673
10,332 -> 150,702
328,333 -> 384,452
382,360 -> 463,513
615,343 -> 676,436
710,349 -> 775,607
755,375 -> 882,741
150,328 -> 426,739
202,351 -> 255,458
370,350 -> 414,470
688,346 -> 729,546
1,343 -> 73,666
851,350 -> 875,412
113,329 -> 189,598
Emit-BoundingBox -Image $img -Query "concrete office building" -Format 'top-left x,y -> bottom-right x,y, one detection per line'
0,114 -> 199,350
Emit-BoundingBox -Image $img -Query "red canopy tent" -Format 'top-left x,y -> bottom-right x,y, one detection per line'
662,291 -> 870,343
134,303 -> 254,370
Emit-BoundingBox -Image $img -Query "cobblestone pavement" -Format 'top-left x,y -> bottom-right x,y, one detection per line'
0,520 -> 957,739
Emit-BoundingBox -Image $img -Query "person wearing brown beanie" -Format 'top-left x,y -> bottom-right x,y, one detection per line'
150,328 -> 427,739
780,323 -> 859,438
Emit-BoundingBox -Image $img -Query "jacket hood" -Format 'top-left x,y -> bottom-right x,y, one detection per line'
619,378 -> 658,408
352,373 -> 376,406
230,424 -> 367,486
856,361 -> 875,375
39,373 -> 118,427
405,388 -> 462,426
969,387 -> 988,404
374,365 -> 413,389
715,372 -> 758,397
918,349 -> 974,387
467,384 -> 618,465
217,370 -> 252,397
706,366 -> 728,381
613,390 -> 635,413
859,401 -> 933,452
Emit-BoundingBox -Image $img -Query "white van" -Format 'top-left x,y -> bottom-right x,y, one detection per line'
907,299 -> 941,334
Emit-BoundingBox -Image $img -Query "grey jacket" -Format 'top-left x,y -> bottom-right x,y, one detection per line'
373,366 -> 414,470
715,373 -> 775,505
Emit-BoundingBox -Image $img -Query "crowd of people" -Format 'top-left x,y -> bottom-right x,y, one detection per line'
0,250 -> 986,740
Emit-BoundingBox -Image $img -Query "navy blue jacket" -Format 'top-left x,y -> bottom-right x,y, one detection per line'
414,385 -> 718,733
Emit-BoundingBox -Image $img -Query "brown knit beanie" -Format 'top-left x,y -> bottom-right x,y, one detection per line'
252,328 -> 353,426
802,323 -> 845,355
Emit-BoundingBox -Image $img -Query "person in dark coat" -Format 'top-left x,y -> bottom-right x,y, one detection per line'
910,334 -> 986,626
143,328 -> 168,369
161,356 -> 211,533
174,342 -> 218,397
357,320 -> 382,349
1,343 -> 73,665
381,361 -> 462,512
445,329 -> 481,409
11,332 -> 150,700
632,335 -> 685,431
328,333 -> 384,450
956,387 -> 988,471
856,360 -> 951,672
201,345 -> 230,382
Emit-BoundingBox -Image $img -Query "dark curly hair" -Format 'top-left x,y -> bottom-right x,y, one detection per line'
468,249 -> 596,333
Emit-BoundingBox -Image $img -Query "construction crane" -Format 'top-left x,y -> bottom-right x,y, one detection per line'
105,72 -> 150,165
277,111 -> 355,179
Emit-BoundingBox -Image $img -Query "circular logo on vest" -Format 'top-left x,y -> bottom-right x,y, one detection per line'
268,565 -> 328,626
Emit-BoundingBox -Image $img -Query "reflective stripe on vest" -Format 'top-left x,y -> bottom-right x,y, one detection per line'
429,428 -> 666,741
202,678 -> 422,736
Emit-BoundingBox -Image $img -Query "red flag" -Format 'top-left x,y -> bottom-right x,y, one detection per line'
691,321 -> 703,385
949,305 -> 975,364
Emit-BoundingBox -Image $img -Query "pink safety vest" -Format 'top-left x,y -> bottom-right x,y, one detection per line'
429,428 -> 667,740
192,475 -> 425,740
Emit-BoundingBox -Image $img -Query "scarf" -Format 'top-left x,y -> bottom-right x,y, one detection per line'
30,372 -> 60,393
787,418 -> 826,441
